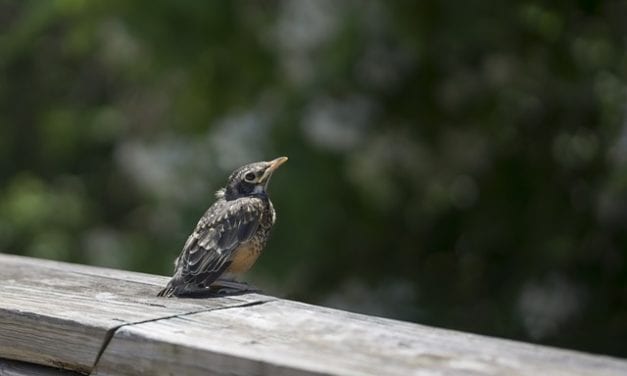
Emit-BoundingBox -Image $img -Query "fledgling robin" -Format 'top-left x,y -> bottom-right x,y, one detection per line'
158,156 -> 288,297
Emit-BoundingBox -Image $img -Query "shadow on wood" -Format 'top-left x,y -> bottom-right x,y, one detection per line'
0,358 -> 81,376
171,279 -> 263,298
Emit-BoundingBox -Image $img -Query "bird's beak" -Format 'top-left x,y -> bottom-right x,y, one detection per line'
260,156 -> 288,183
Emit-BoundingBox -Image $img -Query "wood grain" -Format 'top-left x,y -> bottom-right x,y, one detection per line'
1,253 -> 626,376
0,254 -> 271,373
94,299 -> 627,376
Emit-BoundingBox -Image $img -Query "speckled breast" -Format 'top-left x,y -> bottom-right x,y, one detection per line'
226,198 -> 275,275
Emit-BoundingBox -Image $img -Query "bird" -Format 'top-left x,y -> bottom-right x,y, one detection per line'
157,156 -> 288,297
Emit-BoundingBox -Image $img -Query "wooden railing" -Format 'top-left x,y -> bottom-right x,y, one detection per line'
0,253 -> 626,375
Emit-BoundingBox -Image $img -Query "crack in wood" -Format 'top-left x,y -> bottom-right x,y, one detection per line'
90,298 -> 275,374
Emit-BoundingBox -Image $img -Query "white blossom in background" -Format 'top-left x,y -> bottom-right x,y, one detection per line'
115,107 -> 273,205
274,0 -> 340,85
518,275 -> 583,340
209,110 -> 270,171
115,135 -> 214,205
302,95 -> 375,152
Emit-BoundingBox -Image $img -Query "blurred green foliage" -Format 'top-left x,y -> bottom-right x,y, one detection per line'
1,0 -> 626,357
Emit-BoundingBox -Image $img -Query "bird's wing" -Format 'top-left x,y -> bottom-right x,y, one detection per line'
177,197 -> 264,288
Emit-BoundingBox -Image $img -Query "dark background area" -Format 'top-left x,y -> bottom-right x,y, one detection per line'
1,0 -> 626,357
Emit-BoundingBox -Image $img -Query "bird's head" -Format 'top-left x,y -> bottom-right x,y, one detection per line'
220,156 -> 288,200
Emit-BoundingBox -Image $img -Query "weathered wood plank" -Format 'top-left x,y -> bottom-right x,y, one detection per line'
0,254 -> 272,374
0,358 -> 81,376
94,299 -> 627,376
2,254 -> 627,376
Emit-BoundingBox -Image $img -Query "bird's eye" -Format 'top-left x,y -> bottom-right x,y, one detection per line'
244,172 -> 256,182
